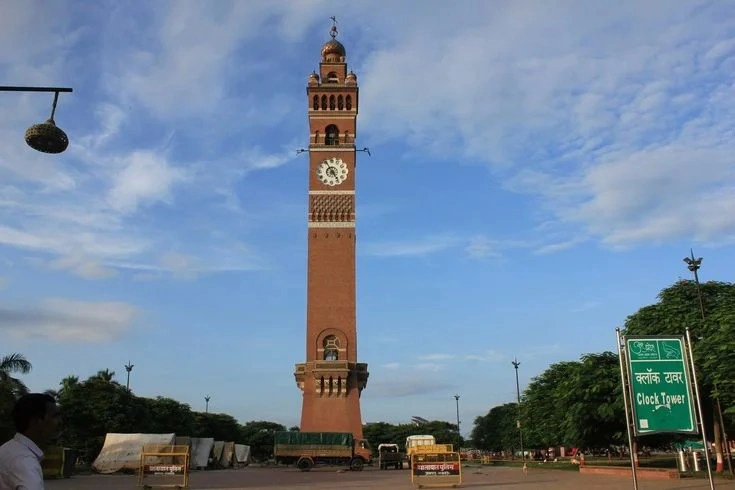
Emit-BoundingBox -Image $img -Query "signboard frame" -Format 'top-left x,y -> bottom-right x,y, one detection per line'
624,335 -> 698,436
137,444 -> 190,489
410,451 -> 462,488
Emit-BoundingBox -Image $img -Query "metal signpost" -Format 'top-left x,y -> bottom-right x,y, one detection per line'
618,332 -> 714,490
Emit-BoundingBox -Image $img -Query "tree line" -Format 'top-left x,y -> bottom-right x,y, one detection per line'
470,280 -> 735,472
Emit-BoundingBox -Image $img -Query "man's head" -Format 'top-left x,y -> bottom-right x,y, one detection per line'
12,393 -> 61,445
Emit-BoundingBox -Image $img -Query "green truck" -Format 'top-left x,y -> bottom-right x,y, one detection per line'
273,431 -> 372,471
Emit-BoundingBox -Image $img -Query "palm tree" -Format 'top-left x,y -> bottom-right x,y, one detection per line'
0,353 -> 32,397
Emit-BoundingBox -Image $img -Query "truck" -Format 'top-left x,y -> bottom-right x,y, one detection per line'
405,435 -> 435,468
273,431 -> 372,471
378,443 -> 405,470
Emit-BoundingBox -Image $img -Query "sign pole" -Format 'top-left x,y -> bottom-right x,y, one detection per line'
617,328 -> 639,489
685,328 -> 715,490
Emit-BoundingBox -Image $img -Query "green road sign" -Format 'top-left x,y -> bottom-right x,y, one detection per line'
625,336 -> 697,435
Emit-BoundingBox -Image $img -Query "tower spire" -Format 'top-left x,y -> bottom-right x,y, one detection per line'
329,16 -> 338,39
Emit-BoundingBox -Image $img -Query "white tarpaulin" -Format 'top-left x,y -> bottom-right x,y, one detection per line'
190,438 -> 214,469
92,433 -> 175,474
234,444 -> 250,465
220,441 -> 235,467
212,441 -> 224,463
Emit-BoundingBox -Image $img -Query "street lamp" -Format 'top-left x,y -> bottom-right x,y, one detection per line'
683,250 -> 706,320
124,361 -> 134,391
682,250 -> 733,476
205,395 -> 211,413
454,394 -> 461,437
0,85 -> 73,154
512,357 -> 525,462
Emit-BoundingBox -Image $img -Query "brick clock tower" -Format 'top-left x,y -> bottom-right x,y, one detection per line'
294,22 -> 369,440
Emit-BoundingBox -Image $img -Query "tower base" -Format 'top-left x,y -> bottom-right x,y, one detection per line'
295,361 -> 368,439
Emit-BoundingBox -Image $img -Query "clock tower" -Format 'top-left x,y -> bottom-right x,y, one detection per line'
294,22 -> 368,440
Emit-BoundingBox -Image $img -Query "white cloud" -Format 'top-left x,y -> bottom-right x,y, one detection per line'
357,0 -> 735,248
413,363 -> 444,372
570,301 -> 600,313
49,254 -> 117,279
464,350 -> 505,363
0,298 -> 139,342
107,150 -> 187,214
369,377 -> 453,397
465,235 -> 504,259
363,235 -> 458,258
417,353 -> 455,362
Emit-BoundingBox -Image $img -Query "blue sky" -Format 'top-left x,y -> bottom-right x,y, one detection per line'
1,1 -> 734,435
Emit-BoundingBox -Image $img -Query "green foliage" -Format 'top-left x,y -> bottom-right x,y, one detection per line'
471,403 -> 519,452
363,420 -> 463,455
239,421 -> 286,461
623,280 -> 735,437
478,353 -> 625,452
0,353 -> 33,442
470,280 -> 735,454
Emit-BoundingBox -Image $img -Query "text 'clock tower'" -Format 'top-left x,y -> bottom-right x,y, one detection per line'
294,21 -> 368,439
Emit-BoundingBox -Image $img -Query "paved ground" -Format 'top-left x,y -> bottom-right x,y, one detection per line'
45,465 -> 735,489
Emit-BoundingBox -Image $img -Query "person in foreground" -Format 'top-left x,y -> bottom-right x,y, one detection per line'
0,393 -> 61,490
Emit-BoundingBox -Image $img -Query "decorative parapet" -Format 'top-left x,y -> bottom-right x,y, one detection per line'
294,361 -> 369,396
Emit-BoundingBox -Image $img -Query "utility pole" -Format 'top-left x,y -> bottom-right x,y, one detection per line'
512,357 -> 525,463
683,250 -> 733,476
124,361 -> 134,391
205,395 -> 211,413
454,394 -> 461,437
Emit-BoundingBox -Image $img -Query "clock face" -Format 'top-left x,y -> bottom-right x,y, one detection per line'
317,157 -> 348,186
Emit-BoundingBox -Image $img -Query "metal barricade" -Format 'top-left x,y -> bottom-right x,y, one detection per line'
138,444 -> 190,489
411,451 -> 462,488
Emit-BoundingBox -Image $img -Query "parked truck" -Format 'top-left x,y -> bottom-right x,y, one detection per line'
273,431 -> 372,471
405,435 -> 435,468
378,443 -> 405,470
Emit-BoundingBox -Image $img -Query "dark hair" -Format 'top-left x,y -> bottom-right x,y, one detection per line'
12,393 -> 56,433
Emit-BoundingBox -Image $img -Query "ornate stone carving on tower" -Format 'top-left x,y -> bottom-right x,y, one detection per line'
294,20 -> 368,440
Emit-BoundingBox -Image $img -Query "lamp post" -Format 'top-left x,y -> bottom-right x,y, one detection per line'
512,357 -> 525,462
205,395 -> 210,413
454,394 -> 461,437
124,361 -> 134,391
0,86 -> 73,153
682,250 -> 733,476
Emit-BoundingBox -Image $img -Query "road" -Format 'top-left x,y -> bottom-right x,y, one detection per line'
45,465 -> 735,489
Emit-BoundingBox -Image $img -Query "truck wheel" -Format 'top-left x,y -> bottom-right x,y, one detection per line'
296,458 -> 313,472
350,458 -> 364,471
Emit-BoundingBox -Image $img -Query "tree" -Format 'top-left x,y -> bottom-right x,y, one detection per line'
471,403 -> 519,453
522,360 -> 580,448
563,352 -> 626,449
0,353 -> 32,397
624,280 -> 735,472
0,354 -> 32,442
239,421 -> 286,461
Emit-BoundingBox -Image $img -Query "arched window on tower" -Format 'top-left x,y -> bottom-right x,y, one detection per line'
326,72 -> 339,83
325,125 -> 339,146
323,335 -> 340,361
346,95 -> 352,110
338,95 -> 344,110
329,95 -> 336,110
312,95 -> 318,110
321,95 -> 328,110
